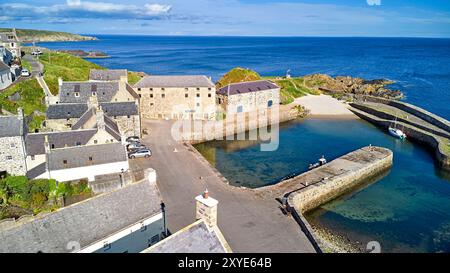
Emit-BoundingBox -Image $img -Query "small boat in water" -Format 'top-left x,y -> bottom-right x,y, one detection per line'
389,127 -> 406,139
388,116 -> 407,139
309,155 -> 327,170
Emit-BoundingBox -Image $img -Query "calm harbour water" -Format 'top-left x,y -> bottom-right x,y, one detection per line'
38,36 -> 450,252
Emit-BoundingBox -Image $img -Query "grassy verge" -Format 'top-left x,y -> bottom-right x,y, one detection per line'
0,78 -> 46,115
0,176 -> 92,220
266,77 -> 319,104
39,51 -> 104,95
128,71 -> 142,85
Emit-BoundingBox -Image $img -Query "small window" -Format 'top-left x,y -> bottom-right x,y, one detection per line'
63,160 -> 68,165
185,88 -> 189,91
196,88 -> 200,91
138,88 -> 141,91
51,144 -> 55,149
150,94 -> 153,98
92,92 -> 97,96
74,92 -> 80,97
150,88 -> 153,91
89,156 -> 93,161
161,94 -> 165,98
161,88 -> 165,91
208,88 -> 212,91
150,103 -> 154,106
139,94 -> 142,98
196,103 -> 200,107
196,93 -> 200,98
76,142 -> 81,146
185,94 -> 188,98
94,140 -> 98,144
6,155 -> 12,161
127,115 -> 131,118
31,155 -> 35,160
151,234 -> 159,244
208,93 -> 212,98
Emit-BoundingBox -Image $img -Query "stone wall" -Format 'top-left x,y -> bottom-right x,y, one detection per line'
217,88 -> 280,114
113,115 -> 140,137
357,95 -> 450,133
350,107 -> 450,170
287,147 -> 393,214
136,86 -> 216,120
182,105 -> 299,144
0,136 -> 27,175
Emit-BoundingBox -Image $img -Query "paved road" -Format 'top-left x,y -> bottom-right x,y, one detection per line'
131,120 -> 315,253
23,54 -> 43,76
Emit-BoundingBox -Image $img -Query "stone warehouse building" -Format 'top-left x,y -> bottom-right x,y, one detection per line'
0,109 -> 27,176
45,70 -> 141,136
217,80 -> 280,114
134,75 -> 216,120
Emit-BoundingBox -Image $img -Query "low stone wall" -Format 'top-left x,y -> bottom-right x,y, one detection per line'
356,95 -> 450,133
350,107 -> 450,170
175,106 -> 299,144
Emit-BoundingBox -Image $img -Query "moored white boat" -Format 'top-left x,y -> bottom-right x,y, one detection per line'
389,127 -> 406,139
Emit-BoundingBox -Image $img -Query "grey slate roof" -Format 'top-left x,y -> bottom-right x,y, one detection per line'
143,220 -> 230,253
47,102 -> 137,120
25,129 -> 97,156
101,102 -> 139,116
134,75 -> 215,88
0,60 -> 9,71
0,115 -> 26,137
89,69 -> 127,81
26,162 -> 46,180
59,81 -> 119,103
71,108 -> 95,130
48,142 -> 127,171
0,180 -> 162,253
46,103 -> 88,119
217,80 -> 279,96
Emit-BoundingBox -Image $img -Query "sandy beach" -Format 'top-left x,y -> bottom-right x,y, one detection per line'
294,94 -> 358,118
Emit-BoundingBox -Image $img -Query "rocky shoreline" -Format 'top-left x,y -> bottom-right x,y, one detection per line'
304,74 -> 403,100
311,225 -> 365,253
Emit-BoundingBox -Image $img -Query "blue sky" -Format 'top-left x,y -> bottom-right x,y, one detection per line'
1,0 -> 449,37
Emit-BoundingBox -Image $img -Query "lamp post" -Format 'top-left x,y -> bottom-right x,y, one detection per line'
160,202 -> 167,237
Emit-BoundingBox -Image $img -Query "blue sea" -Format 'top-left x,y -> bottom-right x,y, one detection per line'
38,36 -> 450,252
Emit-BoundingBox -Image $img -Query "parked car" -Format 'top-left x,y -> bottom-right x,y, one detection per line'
127,142 -> 146,151
31,50 -> 42,56
128,149 -> 152,159
21,69 -> 31,77
126,136 -> 140,142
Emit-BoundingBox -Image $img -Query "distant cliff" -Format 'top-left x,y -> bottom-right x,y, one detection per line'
0,28 -> 97,42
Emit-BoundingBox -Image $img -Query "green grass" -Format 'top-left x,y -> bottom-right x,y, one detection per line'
216,67 -> 262,89
128,71 -> 142,85
267,77 -> 319,105
39,51 -> 104,95
0,176 -> 92,220
0,79 -> 46,132
0,78 -> 46,115
21,59 -> 32,72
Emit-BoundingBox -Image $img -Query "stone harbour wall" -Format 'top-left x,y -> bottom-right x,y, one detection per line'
287,147 -> 393,214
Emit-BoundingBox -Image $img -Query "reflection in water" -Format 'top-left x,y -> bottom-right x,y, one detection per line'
195,118 -> 450,252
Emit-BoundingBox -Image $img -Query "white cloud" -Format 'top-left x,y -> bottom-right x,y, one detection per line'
367,0 -> 381,6
0,0 -> 172,22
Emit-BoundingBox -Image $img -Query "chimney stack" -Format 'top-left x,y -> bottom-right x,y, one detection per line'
96,106 -> 106,131
195,189 -> 218,230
